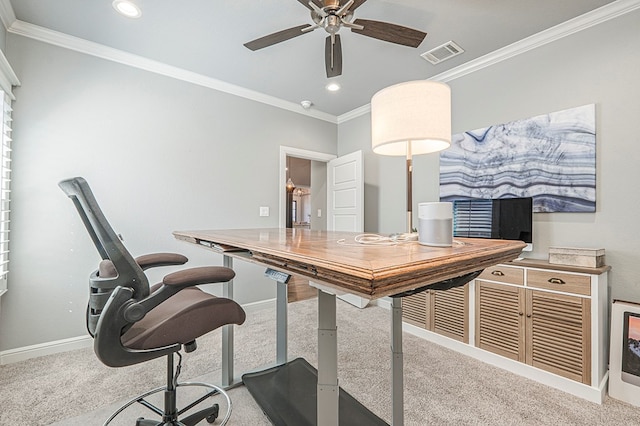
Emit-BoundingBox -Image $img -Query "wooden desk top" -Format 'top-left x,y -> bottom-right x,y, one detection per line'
174,228 -> 526,299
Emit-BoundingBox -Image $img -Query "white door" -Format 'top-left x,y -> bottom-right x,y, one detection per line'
327,150 -> 363,233
326,150 -> 368,308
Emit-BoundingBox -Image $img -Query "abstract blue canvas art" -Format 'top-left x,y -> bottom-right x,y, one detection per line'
439,104 -> 596,212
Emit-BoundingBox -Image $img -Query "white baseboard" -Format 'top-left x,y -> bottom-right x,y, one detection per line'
0,298 -> 276,366
337,293 -> 370,309
241,297 -> 276,313
371,296 -> 392,310
0,335 -> 93,365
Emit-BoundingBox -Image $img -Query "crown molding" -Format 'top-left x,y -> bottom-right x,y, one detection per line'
432,0 -> 640,84
7,20 -> 338,124
0,0 -> 16,32
337,103 -> 370,124
0,48 -> 19,98
5,0 -> 639,124
337,0 -> 640,123
0,0 -> 19,99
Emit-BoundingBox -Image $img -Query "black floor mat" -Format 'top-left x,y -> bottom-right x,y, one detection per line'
242,358 -> 388,426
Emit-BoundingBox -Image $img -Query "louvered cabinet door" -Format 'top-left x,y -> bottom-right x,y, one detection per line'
433,285 -> 469,343
525,290 -> 591,384
402,292 -> 429,329
476,280 -> 526,361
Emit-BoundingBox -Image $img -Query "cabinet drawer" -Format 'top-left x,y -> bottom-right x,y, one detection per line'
527,270 -> 591,296
477,265 -> 524,285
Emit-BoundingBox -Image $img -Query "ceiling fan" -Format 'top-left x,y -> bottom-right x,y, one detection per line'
243,0 -> 427,78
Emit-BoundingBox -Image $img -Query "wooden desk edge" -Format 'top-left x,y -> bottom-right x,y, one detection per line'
174,232 -> 525,300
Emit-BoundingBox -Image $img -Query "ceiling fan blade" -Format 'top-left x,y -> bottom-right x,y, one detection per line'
351,19 -> 426,48
350,0 -> 369,11
325,34 -> 343,78
297,0 -> 324,10
244,24 -> 313,51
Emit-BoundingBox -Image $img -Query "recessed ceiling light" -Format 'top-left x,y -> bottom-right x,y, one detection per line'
112,0 -> 142,19
326,82 -> 341,92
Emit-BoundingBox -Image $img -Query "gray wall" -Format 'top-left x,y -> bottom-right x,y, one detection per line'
338,10 -> 640,302
0,22 -> 5,51
338,113 -> 441,235
2,8 -> 639,352
310,160 -> 327,231
0,35 -> 337,351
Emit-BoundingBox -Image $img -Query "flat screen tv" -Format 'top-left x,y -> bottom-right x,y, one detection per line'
452,197 -> 533,251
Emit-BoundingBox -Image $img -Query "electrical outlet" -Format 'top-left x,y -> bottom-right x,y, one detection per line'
260,206 -> 269,217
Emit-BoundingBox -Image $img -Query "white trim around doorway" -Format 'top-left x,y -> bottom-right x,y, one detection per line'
279,146 -> 336,229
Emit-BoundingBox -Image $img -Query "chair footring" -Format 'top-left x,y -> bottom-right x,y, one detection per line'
103,381 -> 232,426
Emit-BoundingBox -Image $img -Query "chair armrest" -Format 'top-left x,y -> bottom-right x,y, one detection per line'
123,267 -> 236,323
163,266 -> 235,288
135,253 -> 188,271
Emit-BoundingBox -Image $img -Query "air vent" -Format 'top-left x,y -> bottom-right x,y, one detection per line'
421,41 -> 464,65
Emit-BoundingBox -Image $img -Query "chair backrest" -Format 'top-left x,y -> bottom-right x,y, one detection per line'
59,177 -> 149,335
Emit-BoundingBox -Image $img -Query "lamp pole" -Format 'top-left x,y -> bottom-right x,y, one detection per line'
370,79 -> 452,426
406,144 -> 413,233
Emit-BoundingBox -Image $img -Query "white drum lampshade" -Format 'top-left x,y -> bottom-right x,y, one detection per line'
371,80 -> 451,156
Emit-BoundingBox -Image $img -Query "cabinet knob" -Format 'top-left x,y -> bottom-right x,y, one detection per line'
518,312 -> 524,316
491,270 -> 505,276
527,314 -> 532,318
548,278 -> 565,285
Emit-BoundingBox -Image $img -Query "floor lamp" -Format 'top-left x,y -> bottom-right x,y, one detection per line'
370,80 -> 452,426
371,80 -> 452,233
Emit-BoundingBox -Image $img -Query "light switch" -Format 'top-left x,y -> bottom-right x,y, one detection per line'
317,209 -> 322,217
260,206 -> 269,217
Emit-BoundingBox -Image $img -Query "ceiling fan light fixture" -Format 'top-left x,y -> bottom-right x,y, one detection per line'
244,0 -> 427,78
112,0 -> 142,19
326,82 -> 341,92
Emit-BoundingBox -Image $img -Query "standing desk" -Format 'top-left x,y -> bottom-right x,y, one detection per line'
174,228 -> 525,425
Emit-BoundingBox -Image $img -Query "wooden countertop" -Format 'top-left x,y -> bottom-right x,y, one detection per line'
509,258 -> 610,275
174,228 -> 526,299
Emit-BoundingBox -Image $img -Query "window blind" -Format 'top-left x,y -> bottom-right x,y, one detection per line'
452,199 -> 493,238
0,90 -> 11,296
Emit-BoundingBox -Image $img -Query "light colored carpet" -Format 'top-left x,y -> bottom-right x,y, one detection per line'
1,298 -> 640,425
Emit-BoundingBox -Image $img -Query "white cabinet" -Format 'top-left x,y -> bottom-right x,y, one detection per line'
402,259 -> 609,403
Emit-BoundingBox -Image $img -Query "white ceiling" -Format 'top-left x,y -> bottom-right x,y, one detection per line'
3,0 -> 623,118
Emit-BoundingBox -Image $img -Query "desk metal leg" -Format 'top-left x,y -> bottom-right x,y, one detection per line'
391,297 -> 404,426
317,289 -> 339,426
276,280 -> 288,365
222,255 -> 234,387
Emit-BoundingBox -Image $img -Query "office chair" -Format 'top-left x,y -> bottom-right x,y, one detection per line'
59,177 -> 246,425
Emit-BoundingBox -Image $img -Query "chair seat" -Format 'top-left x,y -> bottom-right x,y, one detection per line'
122,287 -> 246,350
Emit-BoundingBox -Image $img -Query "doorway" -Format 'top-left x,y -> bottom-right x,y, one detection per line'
280,147 -> 336,302
279,146 -> 336,229
286,156 -> 312,229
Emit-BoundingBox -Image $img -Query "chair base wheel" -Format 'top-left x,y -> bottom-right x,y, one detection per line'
206,403 -> 219,423
104,382 -> 231,426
